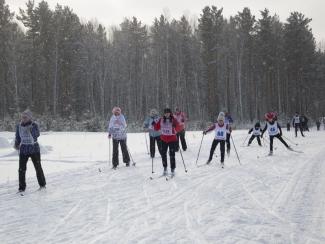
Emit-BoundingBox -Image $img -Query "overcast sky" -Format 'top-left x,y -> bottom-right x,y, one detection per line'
7,0 -> 325,43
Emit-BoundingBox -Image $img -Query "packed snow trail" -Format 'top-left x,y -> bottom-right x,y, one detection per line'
0,130 -> 325,243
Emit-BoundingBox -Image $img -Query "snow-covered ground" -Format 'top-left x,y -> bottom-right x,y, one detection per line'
1,129 -> 325,244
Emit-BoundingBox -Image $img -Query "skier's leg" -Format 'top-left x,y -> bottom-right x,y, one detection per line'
169,141 -> 176,171
180,130 -> 187,151
120,139 -> 130,164
276,134 -> 290,148
208,139 -> 218,162
220,140 -> 225,163
31,152 -> 46,187
161,140 -> 168,169
149,136 -> 155,158
156,137 -> 163,156
18,154 -> 29,191
226,133 -> 231,153
257,136 -> 262,146
248,135 -> 254,145
269,136 -> 274,152
112,139 -> 119,167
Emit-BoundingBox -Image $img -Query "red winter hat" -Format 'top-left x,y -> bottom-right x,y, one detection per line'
265,112 -> 275,120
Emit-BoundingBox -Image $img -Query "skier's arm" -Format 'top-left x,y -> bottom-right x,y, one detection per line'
14,125 -> 21,150
203,124 -> 216,135
31,122 -> 40,141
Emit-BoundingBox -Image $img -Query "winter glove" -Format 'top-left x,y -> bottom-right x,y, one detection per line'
108,134 -> 112,139
203,131 -> 207,135
14,144 -> 20,150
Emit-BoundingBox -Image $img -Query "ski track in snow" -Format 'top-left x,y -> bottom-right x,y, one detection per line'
0,130 -> 325,243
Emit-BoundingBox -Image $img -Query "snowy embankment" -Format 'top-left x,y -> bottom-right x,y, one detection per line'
0,130 -> 325,244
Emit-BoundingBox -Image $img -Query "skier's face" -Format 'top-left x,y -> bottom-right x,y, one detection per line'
114,111 -> 120,116
21,114 -> 30,123
165,112 -> 171,118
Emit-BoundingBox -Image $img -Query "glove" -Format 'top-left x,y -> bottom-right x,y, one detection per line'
108,134 -> 112,139
14,144 -> 20,150
203,131 -> 207,135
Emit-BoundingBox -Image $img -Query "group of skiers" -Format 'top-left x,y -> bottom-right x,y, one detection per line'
14,107 -> 317,192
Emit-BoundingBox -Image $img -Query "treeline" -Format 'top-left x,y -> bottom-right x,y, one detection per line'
0,0 -> 324,130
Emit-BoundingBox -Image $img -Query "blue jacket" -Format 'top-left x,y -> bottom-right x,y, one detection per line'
15,121 -> 40,155
143,116 -> 161,137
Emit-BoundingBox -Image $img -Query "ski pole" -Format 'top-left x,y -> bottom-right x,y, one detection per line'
230,135 -> 241,165
195,134 -> 205,166
242,134 -> 250,146
179,148 -> 188,173
144,131 -> 150,155
151,157 -> 154,174
282,135 -> 298,146
108,138 -> 111,167
127,145 -> 136,166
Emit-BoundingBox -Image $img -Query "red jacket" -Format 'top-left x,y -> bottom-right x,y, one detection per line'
153,116 -> 179,143
174,112 -> 187,132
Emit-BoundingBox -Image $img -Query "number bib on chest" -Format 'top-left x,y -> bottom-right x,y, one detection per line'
268,122 -> 278,136
161,121 -> 174,136
215,123 -> 227,140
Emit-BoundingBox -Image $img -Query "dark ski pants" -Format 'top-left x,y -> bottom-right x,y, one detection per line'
18,152 -> 46,191
161,140 -> 177,170
150,136 -> 162,158
294,124 -> 304,137
248,135 -> 262,146
208,139 -> 226,163
226,133 -> 231,152
269,134 -> 289,152
112,139 -> 130,167
176,130 -> 187,151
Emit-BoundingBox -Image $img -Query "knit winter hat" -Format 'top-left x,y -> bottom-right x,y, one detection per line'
21,110 -> 32,120
112,107 -> 121,114
150,108 -> 158,117
164,108 -> 172,114
217,112 -> 225,122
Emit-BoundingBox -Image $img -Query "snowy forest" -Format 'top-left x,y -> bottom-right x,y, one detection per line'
0,0 -> 324,131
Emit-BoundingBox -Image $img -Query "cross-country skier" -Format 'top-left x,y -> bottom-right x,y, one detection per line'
224,112 -> 233,155
108,107 -> 130,169
152,108 -> 180,177
316,119 -> 321,131
174,107 -> 188,152
14,110 -> 46,193
292,112 -> 305,137
143,108 -> 162,158
247,122 -> 262,146
203,112 -> 229,168
262,112 -> 292,155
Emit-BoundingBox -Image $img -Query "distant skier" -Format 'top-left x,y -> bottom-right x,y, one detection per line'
301,114 -> 309,131
203,112 -> 229,168
292,112 -> 304,137
262,112 -> 292,155
108,107 -> 130,169
152,108 -> 180,177
143,108 -> 162,158
316,119 -> 321,131
14,110 -> 46,193
286,120 -> 290,131
174,107 -> 188,152
247,122 -> 262,146
224,112 -> 233,155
